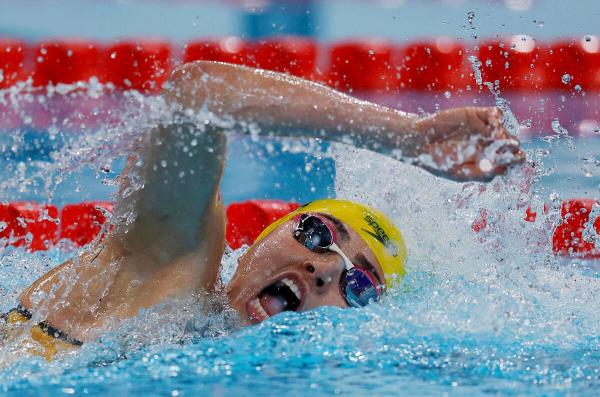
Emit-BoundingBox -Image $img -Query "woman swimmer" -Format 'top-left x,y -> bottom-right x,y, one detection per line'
4,61 -> 524,359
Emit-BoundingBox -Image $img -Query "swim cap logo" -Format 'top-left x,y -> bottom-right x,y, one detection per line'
362,214 -> 398,257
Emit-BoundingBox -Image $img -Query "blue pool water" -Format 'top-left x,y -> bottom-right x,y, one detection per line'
3,122 -> 598,206
1,86 -> 600,397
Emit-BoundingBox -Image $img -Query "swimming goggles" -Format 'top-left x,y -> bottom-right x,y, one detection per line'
293,213 -> 382,308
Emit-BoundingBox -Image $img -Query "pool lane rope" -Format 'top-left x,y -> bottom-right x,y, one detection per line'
0,199 -> 598,259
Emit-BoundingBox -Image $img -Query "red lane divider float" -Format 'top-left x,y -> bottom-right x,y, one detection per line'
553,199 -> 600,259
0,202 -> 112,251
470,198 -> 599,259
0,200 -> 301,252
544,36 -> 600,91
0,202 -> 59,251
479,35 -> 547,92
33,40 -> 102,86
545,40 -> 588,90
249,37 -> 317,79
398,37 -> 472,92
184,37 -> 248,65
226,200 -> 301,249
327,40 -> 396,93
0,40 -> 27,130
1,35 -> 600,96
103,40 -> 172,93
0,39 -> 26,89
1,199 -> 599,259
60,202 -> 113,247
184,37 -> 317,79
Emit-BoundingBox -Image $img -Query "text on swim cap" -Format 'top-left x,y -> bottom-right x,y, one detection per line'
362,214 -> 398,257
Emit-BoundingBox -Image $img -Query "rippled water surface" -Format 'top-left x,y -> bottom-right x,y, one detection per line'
1,85 -> 599,396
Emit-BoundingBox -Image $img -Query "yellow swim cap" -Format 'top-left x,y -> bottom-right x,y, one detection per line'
255,199 -> 407,287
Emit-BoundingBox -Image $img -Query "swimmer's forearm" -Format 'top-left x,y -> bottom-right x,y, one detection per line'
165,61 -> 428,158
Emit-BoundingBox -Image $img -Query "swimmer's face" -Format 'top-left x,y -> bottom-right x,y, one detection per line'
226,214 -> 385,325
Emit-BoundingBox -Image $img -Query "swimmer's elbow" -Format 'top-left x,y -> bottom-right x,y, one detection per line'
164,61 -> 212,108
165,61 -> 239,106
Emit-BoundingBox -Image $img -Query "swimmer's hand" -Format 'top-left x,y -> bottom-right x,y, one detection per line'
413,107 -> 525,181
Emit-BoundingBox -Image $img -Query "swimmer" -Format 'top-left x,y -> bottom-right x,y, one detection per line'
3,61 -> 524,360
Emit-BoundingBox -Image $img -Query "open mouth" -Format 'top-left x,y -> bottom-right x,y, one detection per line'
246,274 -> 305,323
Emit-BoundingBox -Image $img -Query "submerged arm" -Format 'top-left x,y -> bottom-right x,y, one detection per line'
166,61 -> 524,181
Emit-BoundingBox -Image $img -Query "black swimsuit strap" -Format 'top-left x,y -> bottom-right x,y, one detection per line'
14,305 -> 33,319
37,321 -> 83,346
11,305 -> 83,346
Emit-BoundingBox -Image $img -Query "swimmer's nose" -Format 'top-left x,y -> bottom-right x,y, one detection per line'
304,255 -> 344,295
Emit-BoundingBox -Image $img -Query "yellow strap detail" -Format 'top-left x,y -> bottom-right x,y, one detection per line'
28,324 -> 75,361
6,311 -> 29,325
4,309 -> 77,361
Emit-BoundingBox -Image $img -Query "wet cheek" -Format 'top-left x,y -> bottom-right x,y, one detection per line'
239,248 -> 290,283
304,287 -> 347,310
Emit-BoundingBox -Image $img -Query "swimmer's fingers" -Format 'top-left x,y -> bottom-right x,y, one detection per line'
489,139 -> 526,166
424,140 -> 492,181
419,106 -> 510,151
465,106 -> 514,142
419,136 -> 524,181
472,107 -> 525,167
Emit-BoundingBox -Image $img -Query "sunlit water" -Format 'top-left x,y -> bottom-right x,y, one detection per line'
0,83 -> 599,396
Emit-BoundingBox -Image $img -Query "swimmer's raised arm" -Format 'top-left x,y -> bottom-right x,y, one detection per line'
166,61 -> 524,181
16,60 -> 525,346
19,121 -> 227,341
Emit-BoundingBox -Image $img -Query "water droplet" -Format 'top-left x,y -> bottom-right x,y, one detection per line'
562,74 -> 572,84
574,84 -> 582,92
479,159 -> 493,172
467,11 -> 475,23
160,160 -> 167,168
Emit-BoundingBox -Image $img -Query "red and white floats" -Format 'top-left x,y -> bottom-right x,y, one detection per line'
0,199 -> 598,260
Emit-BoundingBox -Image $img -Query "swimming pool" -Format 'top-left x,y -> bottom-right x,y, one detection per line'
0,82 -> 599,396
1,2 -> 600,394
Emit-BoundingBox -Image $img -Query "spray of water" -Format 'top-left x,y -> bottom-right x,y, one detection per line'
0,73 -> 598,395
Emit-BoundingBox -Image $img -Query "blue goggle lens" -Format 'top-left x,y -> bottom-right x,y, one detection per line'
343,269 -> 379,308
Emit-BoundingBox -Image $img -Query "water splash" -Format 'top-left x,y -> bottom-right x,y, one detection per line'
582,202 -> 600,245
0,80 -> 599,396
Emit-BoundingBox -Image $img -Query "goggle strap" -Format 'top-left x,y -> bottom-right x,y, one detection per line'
329,242 -> 354,272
